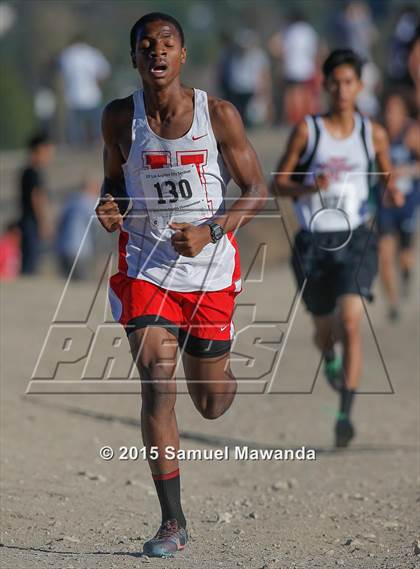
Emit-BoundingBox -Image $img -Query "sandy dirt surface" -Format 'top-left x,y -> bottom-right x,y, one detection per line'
1,255 -> 419,569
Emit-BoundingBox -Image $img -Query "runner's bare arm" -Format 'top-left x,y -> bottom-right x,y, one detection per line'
372,123 -> 404,208
271,121 -> 328,197
208,98 -> 268,231
405,123 -> 420,157
170,99 -> 268,256
96,102 -> 131,232
394,123 -> 420,177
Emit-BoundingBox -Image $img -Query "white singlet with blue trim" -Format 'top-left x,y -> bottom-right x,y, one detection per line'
295,113 -> 375,232
118,88 -> 241,293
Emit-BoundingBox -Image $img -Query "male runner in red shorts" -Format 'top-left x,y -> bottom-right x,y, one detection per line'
95,12 -> 267,557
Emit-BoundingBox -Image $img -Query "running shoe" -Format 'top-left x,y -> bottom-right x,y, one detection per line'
324,353 -> 344,391
143,519 -> 188,558
335,417 -> 355,448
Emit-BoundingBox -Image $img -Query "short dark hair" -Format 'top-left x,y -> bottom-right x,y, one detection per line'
27,131 -> 50,151
130,12 -> 185,53
322,49 -> 363,79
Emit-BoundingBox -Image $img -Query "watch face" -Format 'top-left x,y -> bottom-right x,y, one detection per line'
211,224 -> 224,241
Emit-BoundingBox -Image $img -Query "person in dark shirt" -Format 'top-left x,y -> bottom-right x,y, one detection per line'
19,133 -> 54,274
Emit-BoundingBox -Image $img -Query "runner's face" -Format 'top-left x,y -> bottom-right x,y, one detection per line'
325,65 -> 362,112
132,21 -> 186,89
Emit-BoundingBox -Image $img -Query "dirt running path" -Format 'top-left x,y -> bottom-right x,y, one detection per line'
1,244 -> 418,569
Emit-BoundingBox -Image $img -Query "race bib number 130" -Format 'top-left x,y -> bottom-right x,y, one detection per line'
139,164 -> 211,230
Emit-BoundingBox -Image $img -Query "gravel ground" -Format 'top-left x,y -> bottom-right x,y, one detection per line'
1,256 -> 418,569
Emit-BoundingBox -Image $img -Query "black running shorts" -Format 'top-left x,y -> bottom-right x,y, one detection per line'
291,225 -> 378,316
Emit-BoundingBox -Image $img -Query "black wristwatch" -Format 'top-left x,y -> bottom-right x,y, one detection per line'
208,222 -> 224,243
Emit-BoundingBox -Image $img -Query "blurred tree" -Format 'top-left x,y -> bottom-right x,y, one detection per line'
0,59 -> 34,149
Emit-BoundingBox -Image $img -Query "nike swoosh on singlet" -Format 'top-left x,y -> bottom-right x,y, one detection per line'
192,133 -> 208,140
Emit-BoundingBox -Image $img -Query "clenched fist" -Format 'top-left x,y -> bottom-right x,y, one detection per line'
169,222 -> 212,257
314,172 -> 331,191
95,194 -> 123,232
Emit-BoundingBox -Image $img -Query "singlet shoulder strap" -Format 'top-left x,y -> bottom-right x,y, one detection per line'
358,112 -> 375,162
357,112 -> 376,197
194,87 -> 206,106
195,88 -> 212,130
291,115 -> 321,187
298,114 -> 321,166
132,89 -> 145,119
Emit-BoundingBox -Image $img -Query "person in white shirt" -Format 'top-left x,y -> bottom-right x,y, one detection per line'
59,35 -> 110,145
269,11 -> 320,125
227,29 -> 272,127
282,17 -> 318,84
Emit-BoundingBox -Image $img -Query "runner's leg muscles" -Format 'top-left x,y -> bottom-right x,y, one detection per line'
378,234 -> 398,308
129,327 -> 179,474
399,245 -> 414,274
129,327 -> 187,528
183,352 -> 237,420
335,294 -> 364,390
313,313 -> 336,353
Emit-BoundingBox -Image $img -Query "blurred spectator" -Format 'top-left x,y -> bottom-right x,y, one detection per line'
225,29 -> 271,127
376,91 -> 420,316
357,61 -> 381,117
59,35 -> 110,146
0,222 -> 21,281
18,133 -> 54,275
269,11 -> 320,125
34,87 -> 57,135
216,31 -> 234,101
387,6 -> 419,87
331,1 -> 378,60
55,177 -> 99,280
408,25 -> 420,111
